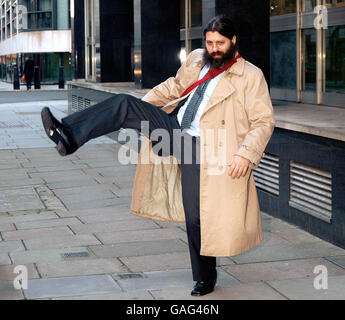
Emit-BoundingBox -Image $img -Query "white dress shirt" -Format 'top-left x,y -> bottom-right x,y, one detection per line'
177,64 -> 226,136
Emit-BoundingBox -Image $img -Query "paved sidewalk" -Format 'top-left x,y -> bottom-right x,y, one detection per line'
0,81 -> 67,92
1,100 -> 345,300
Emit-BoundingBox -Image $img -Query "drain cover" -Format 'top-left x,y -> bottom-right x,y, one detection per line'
62,251 -> 90,259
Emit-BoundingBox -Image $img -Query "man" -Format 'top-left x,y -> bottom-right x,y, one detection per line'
23,56 -> 35,90
41,15 -> 275,296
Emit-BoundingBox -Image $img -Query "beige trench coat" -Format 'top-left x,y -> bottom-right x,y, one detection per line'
130,49 -> 275,257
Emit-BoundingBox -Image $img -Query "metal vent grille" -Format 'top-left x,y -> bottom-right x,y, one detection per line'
253,153 -> 279,196
289,161 -> 332,223
71,95 -> 95,113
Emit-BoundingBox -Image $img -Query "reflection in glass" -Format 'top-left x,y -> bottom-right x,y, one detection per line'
270,0 -> 296,16
302,0 -> 317,11
325,0 -> 345,7
191,0 -> 202,27
303,28 -> 316,90
270,31 -> 296,89
28,0 -> 52,11
180,0 -> 202,28
28,12 -> 52,29
325,25 -> 345,93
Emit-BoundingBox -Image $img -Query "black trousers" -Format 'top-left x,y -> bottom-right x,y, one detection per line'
25,75 -> 32,89
62,93 -> 216,281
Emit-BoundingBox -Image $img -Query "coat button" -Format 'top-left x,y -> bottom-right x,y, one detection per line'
221,120 -> 225,125
219,142 -> 223,147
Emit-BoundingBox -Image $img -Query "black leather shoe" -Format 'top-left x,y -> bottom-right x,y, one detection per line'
191,280 -> 216,296
41,107 -> 77,156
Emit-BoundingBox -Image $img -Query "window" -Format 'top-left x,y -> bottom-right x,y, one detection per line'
26,0 -> 53,30
270,0 -> 296,16
270,31 -> 297,89
303,28 -> 317,91
325,0 -> 345,8
325,25 -> 345,93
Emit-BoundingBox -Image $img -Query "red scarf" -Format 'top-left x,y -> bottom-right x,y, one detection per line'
180,54 -> 241,98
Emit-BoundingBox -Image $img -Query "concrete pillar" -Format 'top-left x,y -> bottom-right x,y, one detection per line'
99,0 -> 134,82
215,0 -> 270,85
134,0 -> 180,89
71,0 -> 85,79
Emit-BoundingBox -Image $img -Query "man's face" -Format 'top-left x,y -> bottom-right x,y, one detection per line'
204,31 -> 236,69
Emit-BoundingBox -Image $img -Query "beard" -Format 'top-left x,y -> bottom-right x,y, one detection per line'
203,42 -> 237,69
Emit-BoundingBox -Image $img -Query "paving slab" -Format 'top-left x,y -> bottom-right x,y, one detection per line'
150,282 -> 287,300
120,252 -> 193,273
2,226 -> 73,241
10,247 -> 90,264
271,227 -> 324,244
0,253 -> 11,265
62,197 -> 130,210
56,204 -> 130,218
0,281 -> 25,300
222,257 -> 345,283
29,170 -> 88,182
0,222 -> 15,232
325,255 -> 345,269
90,239 -> 189,259
262,217 -> 298,232
0,240 -> 25,253
267,275 -> 345,300
77,211 -> 139,223
21,160 -> 80,168
57,190 -> 117,204
116,268 -> 239,292
0,212 -> 58,224
0,187 -> 45,212
0,177 -> 44,188
24,233 -> 101,250
51,290 -> 154,300
24,274 -> 122,299
14,217 -> 82,230
36,258 -> 126,278
70,219 -> 159,234
33,164 -> 89,173
96,227 -> 187,244
52,183 -> 117,196
231,241 -> 345,264
0,264 -> 40,281
47,178 -> 99,190
259,232 -> 292,246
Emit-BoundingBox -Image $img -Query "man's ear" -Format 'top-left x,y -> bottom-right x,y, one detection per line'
232,35 -> 237,45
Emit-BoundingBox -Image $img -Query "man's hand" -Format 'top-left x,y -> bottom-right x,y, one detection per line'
228,155 -> 250,179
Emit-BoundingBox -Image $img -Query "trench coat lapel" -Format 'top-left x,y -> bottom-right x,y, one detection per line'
202,57 -> 245,117
162,61 -> 204,112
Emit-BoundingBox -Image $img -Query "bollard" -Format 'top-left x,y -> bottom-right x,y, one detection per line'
13,64 -> 20,90
34,66 -> 41,89
58,66 -> 65,89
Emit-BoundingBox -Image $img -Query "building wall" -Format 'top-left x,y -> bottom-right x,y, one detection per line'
0,0 -> 72,84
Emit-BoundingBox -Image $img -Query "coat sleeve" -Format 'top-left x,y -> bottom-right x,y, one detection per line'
141,50 -> 199,107
234,69 -> 275,166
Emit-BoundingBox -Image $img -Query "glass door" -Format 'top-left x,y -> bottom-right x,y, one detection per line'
298,0 -> 345,106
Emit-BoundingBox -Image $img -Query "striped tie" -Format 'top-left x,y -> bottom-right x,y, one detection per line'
180,77 -> 212,130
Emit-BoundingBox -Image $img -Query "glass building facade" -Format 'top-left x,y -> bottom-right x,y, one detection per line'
270,0 -> 345,106
0,0 -> 72,84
